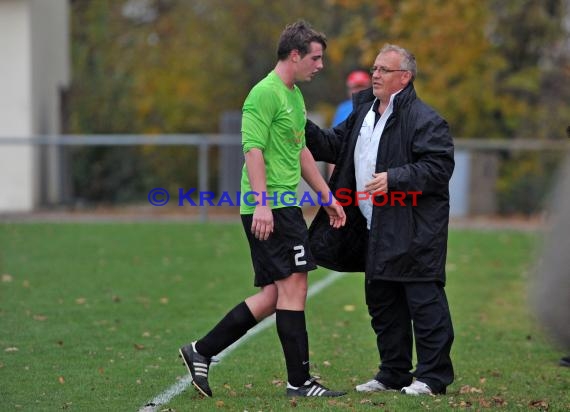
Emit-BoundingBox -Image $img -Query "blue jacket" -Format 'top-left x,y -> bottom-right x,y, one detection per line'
305,83 -> 454,284
331,99 -> 353,127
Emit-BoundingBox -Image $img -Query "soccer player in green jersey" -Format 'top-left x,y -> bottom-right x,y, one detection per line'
179,20 -> 347,398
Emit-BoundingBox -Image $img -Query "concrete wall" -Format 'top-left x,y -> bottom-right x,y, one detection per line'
0,0 -> 69,211
449,150 -> 470,217
468,151 -> 499,215
0,0 -> 35,211
449,150 -> 500,217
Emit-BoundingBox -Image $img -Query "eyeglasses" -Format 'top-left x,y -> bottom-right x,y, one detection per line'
369,66 -> 408,75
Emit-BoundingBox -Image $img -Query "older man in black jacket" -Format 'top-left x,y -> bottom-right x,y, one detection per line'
306,44 -> 455,395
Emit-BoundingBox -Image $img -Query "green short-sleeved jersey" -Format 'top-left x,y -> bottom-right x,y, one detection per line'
240,71 -> 306,214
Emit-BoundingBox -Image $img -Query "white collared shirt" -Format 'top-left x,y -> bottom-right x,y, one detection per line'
354,91 -> 401,229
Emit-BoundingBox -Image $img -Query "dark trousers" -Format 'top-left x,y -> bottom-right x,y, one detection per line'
365,279 -> 454,393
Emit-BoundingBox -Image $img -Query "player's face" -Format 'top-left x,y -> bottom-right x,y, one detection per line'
295,42 -> 324,82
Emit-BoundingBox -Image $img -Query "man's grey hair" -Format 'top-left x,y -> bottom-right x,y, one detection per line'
379,44 -> 417,81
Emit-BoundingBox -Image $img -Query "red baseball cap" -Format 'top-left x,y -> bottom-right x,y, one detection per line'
346,70 -> 371,87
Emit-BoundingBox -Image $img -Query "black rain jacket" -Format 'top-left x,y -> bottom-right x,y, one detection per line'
306,83 -> 454,284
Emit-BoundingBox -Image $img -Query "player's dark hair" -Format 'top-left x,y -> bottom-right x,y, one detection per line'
277,20 -> 327,60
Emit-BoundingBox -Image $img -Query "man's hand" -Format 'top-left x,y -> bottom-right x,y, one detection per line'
364,172 -> 388,194
251,204 -> 274,240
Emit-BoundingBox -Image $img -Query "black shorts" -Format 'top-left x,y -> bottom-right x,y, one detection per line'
241,207 -> 317,287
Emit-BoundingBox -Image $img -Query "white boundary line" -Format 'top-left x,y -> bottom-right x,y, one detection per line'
138,271 -> 345,411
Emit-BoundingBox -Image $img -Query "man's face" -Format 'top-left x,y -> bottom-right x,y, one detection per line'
371,51 -> 410,101
295,41 -> 324,82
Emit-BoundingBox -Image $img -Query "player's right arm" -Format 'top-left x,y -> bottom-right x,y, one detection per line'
244,148 -> 273,241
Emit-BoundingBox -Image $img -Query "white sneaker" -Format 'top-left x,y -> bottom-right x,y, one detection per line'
355,379 -> 392,392
400,380 -> 433,395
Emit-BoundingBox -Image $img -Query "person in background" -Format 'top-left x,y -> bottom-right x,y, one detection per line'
331,69 -> 372,127
533,152 -> 570,369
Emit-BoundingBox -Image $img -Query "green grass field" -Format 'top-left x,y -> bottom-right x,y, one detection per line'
1,222 -> 568,411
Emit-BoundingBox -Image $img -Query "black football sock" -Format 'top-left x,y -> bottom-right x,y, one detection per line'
276,309 -> 310,387
195,301 -> 257,358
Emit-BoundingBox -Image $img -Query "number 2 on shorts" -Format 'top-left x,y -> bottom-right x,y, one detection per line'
293,245 -> 307,266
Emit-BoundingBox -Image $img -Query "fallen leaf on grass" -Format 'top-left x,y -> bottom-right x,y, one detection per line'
5,347 -> 19,352
459,385 -> 483,394
272,379 -> 284,387
244,383 -> 253,389
33,314 -> 47,321
134,343 -> 145,350
58,376 -> 65,384
215,400 -> 224,408
1,274 -> 13,282
159,297 -> 169,304
343,304 -> 355,312
492,396 -> 507,406
289,398 -> 297,408
75,298 -> 86,305
323,360 -> 331,367
478,398 -> 492,408
529,399 -> 549,409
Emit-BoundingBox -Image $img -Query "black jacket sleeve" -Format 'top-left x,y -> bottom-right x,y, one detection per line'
305,119 -> 345,164
387,107 -> 454,195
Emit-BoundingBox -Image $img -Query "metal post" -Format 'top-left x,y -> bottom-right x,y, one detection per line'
198,138 -> 209,222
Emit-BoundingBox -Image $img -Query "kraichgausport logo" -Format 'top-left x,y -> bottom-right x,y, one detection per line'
147,188 -> 422,207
